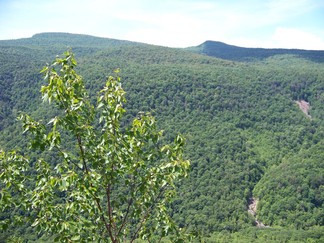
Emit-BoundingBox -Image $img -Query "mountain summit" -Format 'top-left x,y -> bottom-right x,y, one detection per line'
190,40 -> 324,62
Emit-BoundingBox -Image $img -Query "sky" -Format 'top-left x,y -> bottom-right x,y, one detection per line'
0,0 -> 324,50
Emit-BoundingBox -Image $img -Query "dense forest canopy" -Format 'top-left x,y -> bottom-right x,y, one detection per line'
0,33 -> 323,242
188,40 -> 324,62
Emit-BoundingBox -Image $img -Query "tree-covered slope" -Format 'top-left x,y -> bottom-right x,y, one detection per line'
0,32 -> 142,48
0,33 -> 323,241
188,40 -> 324,62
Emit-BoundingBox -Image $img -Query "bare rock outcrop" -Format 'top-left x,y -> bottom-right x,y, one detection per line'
295,100 -> 311,119
248,197 -> 269,228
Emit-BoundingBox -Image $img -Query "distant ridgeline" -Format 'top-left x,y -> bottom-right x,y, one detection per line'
0,33 -> 324,242
188,40 -> 324,62
0,32 -> 144,48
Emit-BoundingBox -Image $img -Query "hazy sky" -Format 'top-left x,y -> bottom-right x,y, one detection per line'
1,0 -> 324,50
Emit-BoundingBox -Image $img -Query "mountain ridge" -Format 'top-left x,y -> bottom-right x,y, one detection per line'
189,40 -> 324,62
2,32 -> 324,51
0,32 -> 144,49
2,32 -> 324,62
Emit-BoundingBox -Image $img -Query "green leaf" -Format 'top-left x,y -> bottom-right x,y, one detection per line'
71,235 -> 81,241
31,219 -> 39,227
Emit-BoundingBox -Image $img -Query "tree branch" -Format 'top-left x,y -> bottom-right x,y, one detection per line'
77,134 -> 88,172
130,184 -> 168,242
55,146 -> 83,171
76,133 -> 116,242
106,183 -> 118,242
117,180 -> 135,236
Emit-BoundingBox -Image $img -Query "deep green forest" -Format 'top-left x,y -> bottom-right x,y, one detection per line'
0,33 -> 323,242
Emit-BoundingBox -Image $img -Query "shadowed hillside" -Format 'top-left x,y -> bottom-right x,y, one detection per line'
188,40 -> 324,62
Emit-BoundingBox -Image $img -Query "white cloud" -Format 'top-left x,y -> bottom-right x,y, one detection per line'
1,0 -> 324,49
219,28 -> 324,50
121,14 -> 207,47
271,28 -> 324,50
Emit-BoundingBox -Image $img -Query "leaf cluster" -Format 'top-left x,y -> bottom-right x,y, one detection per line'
1,51 -> 190,242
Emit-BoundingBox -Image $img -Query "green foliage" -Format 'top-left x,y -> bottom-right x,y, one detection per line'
1,51 -> 190,242
1,33 -> 324,241
192,40 -> 324,62
254,140 -> 324,228
202,226 -> 324,242
0,150 -> 29,232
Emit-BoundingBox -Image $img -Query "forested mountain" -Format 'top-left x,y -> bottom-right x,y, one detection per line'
188,40 -> 324,62
0,33 -> 323,242
0,32 -> 142,48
